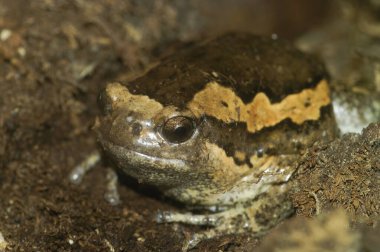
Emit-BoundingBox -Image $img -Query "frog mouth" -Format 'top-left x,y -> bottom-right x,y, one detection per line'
127,148 -> 186,167
103,140 -> 188,170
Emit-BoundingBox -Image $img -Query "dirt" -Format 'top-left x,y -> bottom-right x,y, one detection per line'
0,0 -> 378,252
291,123 -> 380,222
257,208 -> 380,252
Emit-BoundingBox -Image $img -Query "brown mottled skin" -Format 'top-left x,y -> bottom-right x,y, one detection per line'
127,33 -> 327,105
100,33 -> 337,166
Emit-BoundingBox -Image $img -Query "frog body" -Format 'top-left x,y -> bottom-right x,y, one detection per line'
96,33 -> 338,250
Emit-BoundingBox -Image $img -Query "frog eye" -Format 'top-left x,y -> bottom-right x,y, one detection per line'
161,116 -> 196,144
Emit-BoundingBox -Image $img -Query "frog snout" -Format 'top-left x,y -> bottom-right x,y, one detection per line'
105,111 -> 162,149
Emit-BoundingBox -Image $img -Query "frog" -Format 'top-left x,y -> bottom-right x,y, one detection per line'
71,32 -> 338,251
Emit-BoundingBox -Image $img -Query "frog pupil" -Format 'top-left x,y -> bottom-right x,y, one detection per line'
162,116 -> 195,143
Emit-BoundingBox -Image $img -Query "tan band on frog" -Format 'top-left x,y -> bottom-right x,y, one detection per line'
106,83 -> 163,118
188,79 -> 330,133
204,142 -> 294,186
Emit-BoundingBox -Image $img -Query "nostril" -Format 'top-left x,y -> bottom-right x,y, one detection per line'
131,122 -> 143,136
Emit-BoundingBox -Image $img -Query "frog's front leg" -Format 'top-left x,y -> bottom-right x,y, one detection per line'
157,194 -> 294,251
157,208 -> 250,251
69,151 -> 121,205
156,210 -> 221,226
69,151 -> 101,184
156,208 -> 243,251
104,168 -> 121,205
